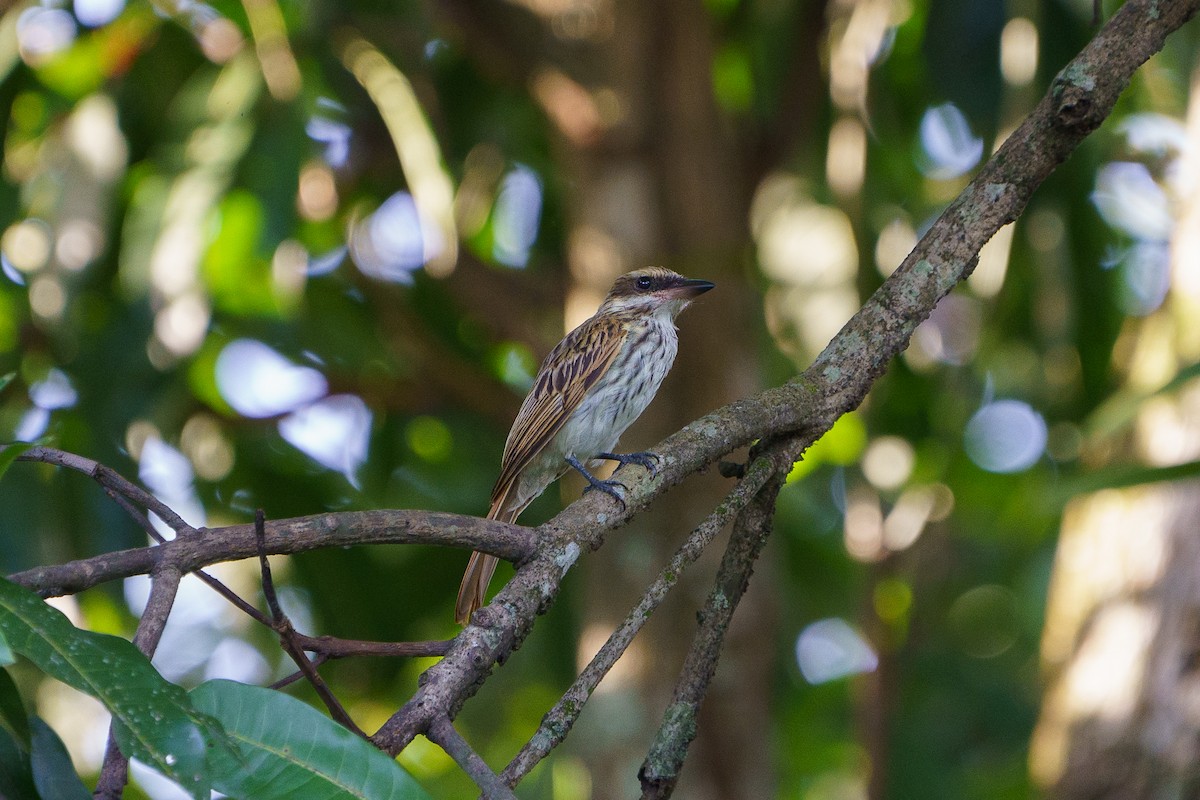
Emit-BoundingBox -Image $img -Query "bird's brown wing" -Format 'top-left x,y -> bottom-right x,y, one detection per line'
489,313 -> 627,515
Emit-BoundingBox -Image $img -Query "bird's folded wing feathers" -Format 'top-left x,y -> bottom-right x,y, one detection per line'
490,315 -> 627,510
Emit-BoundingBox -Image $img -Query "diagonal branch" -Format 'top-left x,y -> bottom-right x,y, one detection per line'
252,510 -> 368,738
501,454 -> 779,786
370,0 -> 1200,757
638,449 -> 788,797
14,446 -> 195,534
427,715 -> 518,800
94,565 -> 184,799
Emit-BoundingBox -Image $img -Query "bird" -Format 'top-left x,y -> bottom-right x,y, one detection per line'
455,267 -> 715,624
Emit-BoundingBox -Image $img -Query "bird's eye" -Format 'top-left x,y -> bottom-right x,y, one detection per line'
635,276 -> 653,291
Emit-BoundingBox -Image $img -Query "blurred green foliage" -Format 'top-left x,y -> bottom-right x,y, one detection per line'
0,0 -> 1196,798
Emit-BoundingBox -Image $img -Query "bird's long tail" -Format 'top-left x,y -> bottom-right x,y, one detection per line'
454,551 -> 498,625
454,505 -> 518,624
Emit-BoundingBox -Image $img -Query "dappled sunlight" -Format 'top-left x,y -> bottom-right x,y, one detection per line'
341,35 -> 457,277
754,174 -> 860,360
1032,74 -> 1200,790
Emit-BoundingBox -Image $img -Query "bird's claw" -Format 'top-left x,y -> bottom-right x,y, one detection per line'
597,450 -> 661,477
582,477 -> 628,509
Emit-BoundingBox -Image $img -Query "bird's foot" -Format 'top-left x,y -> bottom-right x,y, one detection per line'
567,455 -> 628,510
596,450 -> 661,477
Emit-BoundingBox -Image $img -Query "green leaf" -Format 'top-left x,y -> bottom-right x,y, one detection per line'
0,630 -> 13,667
0,577 -> 226,798
1048,459 -> 1200,506
191,680 -> 433,800
0,724 -> 37,800
0,372 -> 14,393
0,668 -> 29,748
30,716 -> 90,800
0,442 -> 34,483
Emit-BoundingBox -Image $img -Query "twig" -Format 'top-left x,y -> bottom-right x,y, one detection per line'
93,566 -> 184,799
9,508 -> 535,598
501,455 -> 778,786
427,715 -> 517,800
253,510 -> 367,738
10,446 -> 195,535
268,637 -> 452,690
100,479 -> 275,627
638,464 -> 786,798
292,634 -> 451,659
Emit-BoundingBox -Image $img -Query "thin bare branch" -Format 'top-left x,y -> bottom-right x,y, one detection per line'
9,446 -> 195,534
502,454 -> 778,785
427,715 -> 517,800
8,508 -> 536,598
638,455 -> 786,798
292,634 -> 452,659
94,566 -> 184,799
253,510 -> 368,738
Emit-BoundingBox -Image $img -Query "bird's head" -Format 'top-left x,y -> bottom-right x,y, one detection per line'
598,267 -> 715,318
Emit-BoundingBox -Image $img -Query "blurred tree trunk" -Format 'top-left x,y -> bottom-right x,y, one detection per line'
1030,64 -> 1200,799
564,3 -> 767,798
438,0 -> 828,794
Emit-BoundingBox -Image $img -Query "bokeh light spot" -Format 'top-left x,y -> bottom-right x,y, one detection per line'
873,578 -> 913,623
350,191 -> 443,283
1092,162 -> 1173,241
918,103 -> 983,180
964,399 -> 1047,473
861,436 -> 914,491
492,164 -> 543,268
216,339 -> 328,419
74,0 -> 126,28
406,416 -> 453,463
278,394 -> 372,486
3,219 -> 52,273
795,618 -> 878,684
947,585 -> 1019,659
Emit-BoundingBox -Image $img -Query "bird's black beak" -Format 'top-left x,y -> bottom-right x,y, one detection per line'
674,277 -> 715,298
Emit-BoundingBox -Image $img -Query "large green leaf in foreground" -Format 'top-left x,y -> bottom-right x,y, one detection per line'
192,680 -> 433,800
0,577 -> 228,798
